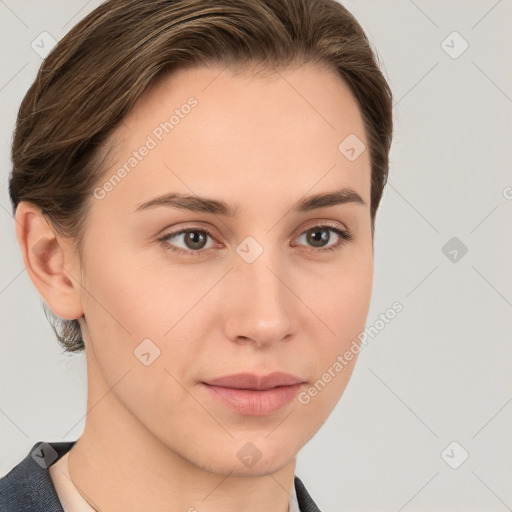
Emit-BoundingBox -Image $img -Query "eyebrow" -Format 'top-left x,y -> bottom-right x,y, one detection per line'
134,187 -> 366,216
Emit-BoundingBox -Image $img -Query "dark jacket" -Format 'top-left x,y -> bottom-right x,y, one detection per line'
0,441 -> 322,511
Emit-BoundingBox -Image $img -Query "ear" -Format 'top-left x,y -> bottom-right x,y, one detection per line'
14,201 -> 84,320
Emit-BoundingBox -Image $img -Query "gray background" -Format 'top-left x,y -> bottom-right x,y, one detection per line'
1,1 -> 511,511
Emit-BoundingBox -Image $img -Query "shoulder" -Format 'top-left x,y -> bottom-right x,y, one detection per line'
0,440 -> 76,512
294,475 -> 323,512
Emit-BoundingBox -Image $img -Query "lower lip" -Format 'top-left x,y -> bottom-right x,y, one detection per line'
202,383 -> 302,416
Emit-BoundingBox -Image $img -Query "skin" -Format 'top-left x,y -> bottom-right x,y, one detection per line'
15,63 -> 374,512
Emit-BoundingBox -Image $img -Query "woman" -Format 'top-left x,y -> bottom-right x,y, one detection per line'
0,0 -> 392,510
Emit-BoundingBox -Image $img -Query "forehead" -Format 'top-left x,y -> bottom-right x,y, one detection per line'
98,64 -> 370,213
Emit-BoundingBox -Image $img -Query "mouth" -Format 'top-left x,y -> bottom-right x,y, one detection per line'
201,372 -> 305,416
203,371 -> 304,390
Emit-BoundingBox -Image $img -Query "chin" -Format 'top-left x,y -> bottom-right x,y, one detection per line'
199,454 -> 294,478
189,436 -> 300,477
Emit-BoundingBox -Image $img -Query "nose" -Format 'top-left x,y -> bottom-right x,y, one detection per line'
223,249 -> 297,349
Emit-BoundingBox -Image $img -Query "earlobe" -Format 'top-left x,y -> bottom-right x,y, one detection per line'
14,201 -> 84,321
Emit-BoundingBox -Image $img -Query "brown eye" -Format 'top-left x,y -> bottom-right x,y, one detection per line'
159,227 -> 216,256
294,225 -> 352,252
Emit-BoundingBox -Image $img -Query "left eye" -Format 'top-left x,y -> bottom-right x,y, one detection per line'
293,225 -> 352,252
159,224 -> 352,256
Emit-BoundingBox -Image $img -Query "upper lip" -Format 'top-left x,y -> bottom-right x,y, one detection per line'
203,372 -> 304,390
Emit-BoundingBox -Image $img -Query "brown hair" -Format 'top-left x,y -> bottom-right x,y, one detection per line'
9,0 -> 393,353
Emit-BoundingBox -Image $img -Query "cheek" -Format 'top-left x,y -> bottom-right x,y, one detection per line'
81,239 -> 166,333
307,245 -> 373,340
299,247 -> 373,399
331,266 -> 373,336
78,252 -> 194,411
79,243 -> 211,377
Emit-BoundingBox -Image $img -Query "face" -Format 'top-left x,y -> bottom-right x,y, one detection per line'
75,64 -> 374,476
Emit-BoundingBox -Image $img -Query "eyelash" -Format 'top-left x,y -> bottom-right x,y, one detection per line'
158,222 -> 353,257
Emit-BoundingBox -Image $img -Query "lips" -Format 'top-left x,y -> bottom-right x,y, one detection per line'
203,372 -> 304,390
201,372 -> 305,416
